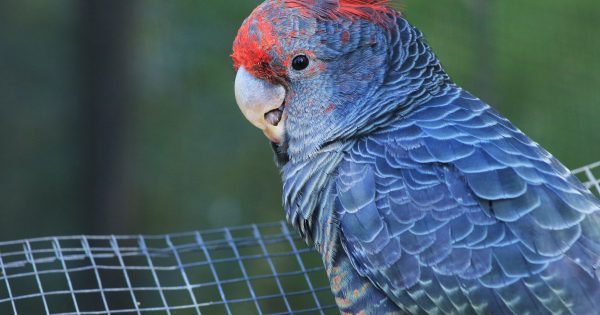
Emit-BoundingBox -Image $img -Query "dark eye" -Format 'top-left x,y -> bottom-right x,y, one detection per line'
292,55 -> 309,71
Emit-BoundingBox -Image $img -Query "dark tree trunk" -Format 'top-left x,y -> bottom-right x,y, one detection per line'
77,0 -> 138,235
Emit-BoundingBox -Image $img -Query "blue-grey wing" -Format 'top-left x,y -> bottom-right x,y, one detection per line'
335,90 -> 600,314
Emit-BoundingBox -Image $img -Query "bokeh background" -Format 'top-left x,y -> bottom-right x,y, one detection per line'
1,0 -> 599,242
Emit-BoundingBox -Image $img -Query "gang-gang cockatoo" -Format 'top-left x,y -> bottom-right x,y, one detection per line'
231,1 -> 600,314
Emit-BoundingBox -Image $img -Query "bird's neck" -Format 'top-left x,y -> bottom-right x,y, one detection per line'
281,140 -> 353,242
278,18 -> 456,242
354,17 -> 455,136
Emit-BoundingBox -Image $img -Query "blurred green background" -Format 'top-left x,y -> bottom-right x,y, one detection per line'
1,0 -> 599,241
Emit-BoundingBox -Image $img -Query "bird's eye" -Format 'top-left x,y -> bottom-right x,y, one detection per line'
292,55 -> 309,71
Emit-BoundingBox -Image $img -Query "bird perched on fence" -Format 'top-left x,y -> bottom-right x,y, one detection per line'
232,1 -> 600,314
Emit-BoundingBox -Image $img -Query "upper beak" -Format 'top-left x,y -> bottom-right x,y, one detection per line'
234,67 -> 287,144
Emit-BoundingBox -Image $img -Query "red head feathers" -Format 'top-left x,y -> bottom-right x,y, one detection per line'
232,0 -> 396,78
285,0 -> 394,25
231,7 -> 282,78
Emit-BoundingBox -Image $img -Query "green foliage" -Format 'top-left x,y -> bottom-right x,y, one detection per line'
0,0 -> 599,240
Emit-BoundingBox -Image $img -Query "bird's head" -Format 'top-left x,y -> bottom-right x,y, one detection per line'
232,1 -> 428,162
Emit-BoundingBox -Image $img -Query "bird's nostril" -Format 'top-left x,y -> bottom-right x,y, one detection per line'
264,105 -> 285,126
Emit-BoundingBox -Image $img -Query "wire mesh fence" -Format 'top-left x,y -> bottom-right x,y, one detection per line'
1,160 -> 599,315
0,221 -> 338,315
574,160 -> 600,198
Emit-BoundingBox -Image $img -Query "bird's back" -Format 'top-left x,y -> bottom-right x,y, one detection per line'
332,87 -> 600,314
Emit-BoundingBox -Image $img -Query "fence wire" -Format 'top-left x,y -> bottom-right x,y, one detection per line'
1,161 -> 599,315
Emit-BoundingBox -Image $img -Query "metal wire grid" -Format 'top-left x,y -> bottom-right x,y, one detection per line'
573,160 -> 600,198
0,222 -> 337,315
0,161 -> 598,315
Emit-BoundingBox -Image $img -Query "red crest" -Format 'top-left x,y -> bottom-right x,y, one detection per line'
285,0 -> 394,25
232,1 -> 397,78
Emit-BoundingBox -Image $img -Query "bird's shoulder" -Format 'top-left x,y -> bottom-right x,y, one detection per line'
333,89 -> 600,312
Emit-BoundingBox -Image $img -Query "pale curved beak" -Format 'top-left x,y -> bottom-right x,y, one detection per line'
234,67 -> 287,144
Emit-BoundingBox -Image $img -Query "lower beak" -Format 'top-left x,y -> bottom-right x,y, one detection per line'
234,67 -> 287,144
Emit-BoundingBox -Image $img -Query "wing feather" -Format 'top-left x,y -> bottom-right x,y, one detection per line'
336,90 -> 600,314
